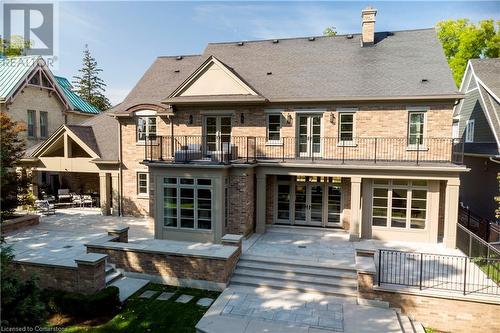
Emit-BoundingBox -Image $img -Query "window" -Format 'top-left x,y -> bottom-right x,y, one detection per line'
40,111 -> 48,138
465,120 -> 475,143
338,112 -> 354,144
408,112 -> 425,146
372,179 -> 427,230
452,120 -> 459,139
267,114 -> 281,142
27,110 -> 36,138
137,172 -> 149,196
163,177 -> 213,230
137,117 -> 157,142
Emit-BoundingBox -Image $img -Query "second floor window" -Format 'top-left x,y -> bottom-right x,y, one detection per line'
267,114 -> 281,142
27,110 -> 36,138
408,112 -> 425,146
339,112 -> 354,143
465,119 -> 475,143
137,117 -> 157,142
40,111 -> 48,138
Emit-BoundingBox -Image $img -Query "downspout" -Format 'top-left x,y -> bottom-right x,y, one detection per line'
489,156 -> 500,164
118,118 -> 123,216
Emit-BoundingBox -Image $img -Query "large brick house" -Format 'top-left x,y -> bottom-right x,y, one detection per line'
110,7 -> 466,248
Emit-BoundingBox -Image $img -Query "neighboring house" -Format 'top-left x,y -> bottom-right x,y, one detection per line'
453,58 -> 500,221
0,56 -> 100,149
112,8 -> 464,248
21,112 -> 120,215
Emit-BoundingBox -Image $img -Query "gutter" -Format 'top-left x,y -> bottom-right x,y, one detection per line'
489,157 -> 500,165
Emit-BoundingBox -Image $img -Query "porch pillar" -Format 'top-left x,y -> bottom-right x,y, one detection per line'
111,173 -> 119,216
99,172 -> 111,215
255,171 -> 267,234
349,177 -> 362,241
30,169 -> 39,198
443,177 -> 460,249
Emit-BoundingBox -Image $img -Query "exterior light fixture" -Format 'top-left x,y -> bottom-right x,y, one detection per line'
286,113 -> 293,125
240,113 -> 245,124
189,114 -> 193,124
330,112 -> 335,124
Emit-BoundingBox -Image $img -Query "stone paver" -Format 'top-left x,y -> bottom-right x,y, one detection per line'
157,292 -> 175,301
175,294 -> 194,303
139,290 -> 156,299
111,277 -> 149,302
197,297 -> 214,307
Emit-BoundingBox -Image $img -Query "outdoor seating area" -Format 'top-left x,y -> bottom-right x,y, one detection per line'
40,189 -> 98,209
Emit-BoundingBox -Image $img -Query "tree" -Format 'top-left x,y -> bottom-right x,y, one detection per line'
436,19 -> 500,86
0,36 -> 31,57
323,26 -> 338,37
0,112 -> 27,220
496,173 -> 500,220
72,45 -> 111,111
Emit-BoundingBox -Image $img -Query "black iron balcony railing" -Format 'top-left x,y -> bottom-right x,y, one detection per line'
143,135 -> 464,165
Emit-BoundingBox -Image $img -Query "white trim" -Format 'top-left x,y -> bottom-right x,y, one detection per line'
476,77 -> 500,103
407,110 -> 427,148
465,119 -> 475,143
266,113 -> 282,144
137,172 -> 149,197
476,83 -> 500,146
338,111 -> 356,146
134,110 -> 157,116
406,106 -> 429,112
336,107 -> 358,113
264,108 -> 283,114
293,108 -> 327,114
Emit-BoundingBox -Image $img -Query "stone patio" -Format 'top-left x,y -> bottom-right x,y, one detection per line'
4,208 -> 153,266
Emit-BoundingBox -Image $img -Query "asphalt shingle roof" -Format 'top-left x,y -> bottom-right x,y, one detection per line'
470,58 -> 500,98
113,29 -> 459,114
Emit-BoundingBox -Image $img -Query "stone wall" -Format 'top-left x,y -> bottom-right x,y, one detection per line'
12,253 -> 107,294
1,215 -> 40,233
358,271 -> 500,333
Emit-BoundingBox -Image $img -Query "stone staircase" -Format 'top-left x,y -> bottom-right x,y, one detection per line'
105,263 -> 123,286
105,263 -> 149,301
396,310 -> 426,333
230,254 -> 359,298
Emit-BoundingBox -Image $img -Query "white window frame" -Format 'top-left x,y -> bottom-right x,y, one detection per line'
452,119 -> 460,139
465,119 -> 475,143
137,172 -> 149,197
266,113 -> 282,144
40,111 -> 48,138
371,179 -> 428,230
136,116 -> 157,143
407,109 -> 427,148
163,177 -> 213,231
337,110 -> 356,146
27,110 -> 36,138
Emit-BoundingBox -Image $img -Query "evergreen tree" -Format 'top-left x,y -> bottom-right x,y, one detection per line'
0,112 -> 27,220
72,45 -> 111,111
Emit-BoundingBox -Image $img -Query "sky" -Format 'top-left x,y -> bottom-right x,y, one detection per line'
46,1 -> 500,105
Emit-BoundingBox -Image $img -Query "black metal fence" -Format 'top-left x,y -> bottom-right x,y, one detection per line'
458,205 -> 500,243
378,249 -> 499,296
144,135 -> 464,165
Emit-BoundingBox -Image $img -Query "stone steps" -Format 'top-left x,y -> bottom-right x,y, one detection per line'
105,263 -> 123,286
396,311 -> 426,333
231,256 -> 358,298
110,277 -> 149,302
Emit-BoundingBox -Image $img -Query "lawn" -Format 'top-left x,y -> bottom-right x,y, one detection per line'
53,284 -> 220,333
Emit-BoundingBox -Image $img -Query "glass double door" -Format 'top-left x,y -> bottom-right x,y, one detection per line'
298,115 -> 322,157
205,116 -> 231,153
276,176 -> 342,228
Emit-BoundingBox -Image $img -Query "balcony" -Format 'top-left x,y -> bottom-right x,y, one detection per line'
143,136 -> 464,167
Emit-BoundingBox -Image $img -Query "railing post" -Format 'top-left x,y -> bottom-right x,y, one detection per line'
416,140 -> 420,165
144,136 -> 148,160
282,139 -> 285,162
378,250 -> 382,286
342,143 -> 345,164
159,136 -> 163,161
184,136 -> 187,163
246,136 -> 249,163
149,135 -> 154,161
374,138 -> 377,164
463,258 -> 468,295
253,136 -> 257,162
419,252 -> 423,290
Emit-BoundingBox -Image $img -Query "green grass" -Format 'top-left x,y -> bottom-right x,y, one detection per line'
472,259 -> 500,284
58,284 -> 220,333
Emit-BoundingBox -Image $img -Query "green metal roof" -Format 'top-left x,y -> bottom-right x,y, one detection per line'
0,56 -> 40,101
54,76 -> 101,114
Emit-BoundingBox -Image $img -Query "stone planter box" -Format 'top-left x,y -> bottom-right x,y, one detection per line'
1,214 -> 40,233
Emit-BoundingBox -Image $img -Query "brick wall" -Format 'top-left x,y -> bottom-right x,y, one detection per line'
358,272 -> 500,333
1,215 -> 40,233
87,246 -> 239,285
227,170 -> 255,235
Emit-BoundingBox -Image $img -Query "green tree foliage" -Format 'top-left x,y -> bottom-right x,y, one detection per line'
0,36 -> 31,57
1,243 -> 47,327
496,173 -> 500,219
436,19 -> 500,86
0,112 -> 27,220
323,26 -> 338,37
73,45 -> 111,111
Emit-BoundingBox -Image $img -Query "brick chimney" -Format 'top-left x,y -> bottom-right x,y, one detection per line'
361,6 -> 377,46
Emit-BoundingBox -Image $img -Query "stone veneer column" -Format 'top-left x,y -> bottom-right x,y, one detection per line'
349,177 -> 362,241
443,178 -> 460,249
74,253 -> 107,294
111,173 -> 119,216
99,172 -> 111,215
255,171 -> 267,234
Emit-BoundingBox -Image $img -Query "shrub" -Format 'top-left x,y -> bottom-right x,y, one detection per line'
43,286 -> 120,318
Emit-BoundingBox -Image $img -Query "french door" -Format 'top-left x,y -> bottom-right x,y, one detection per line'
298,115 -> 322,158
276,176 -> 342,228
204,116 -> 231,153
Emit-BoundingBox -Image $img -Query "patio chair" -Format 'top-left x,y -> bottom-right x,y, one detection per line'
72,195 -> 83,207
174,143 -> 203,162
82,195 -> 93,208
57,189 -> 72,202
35,200 -> 55,215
